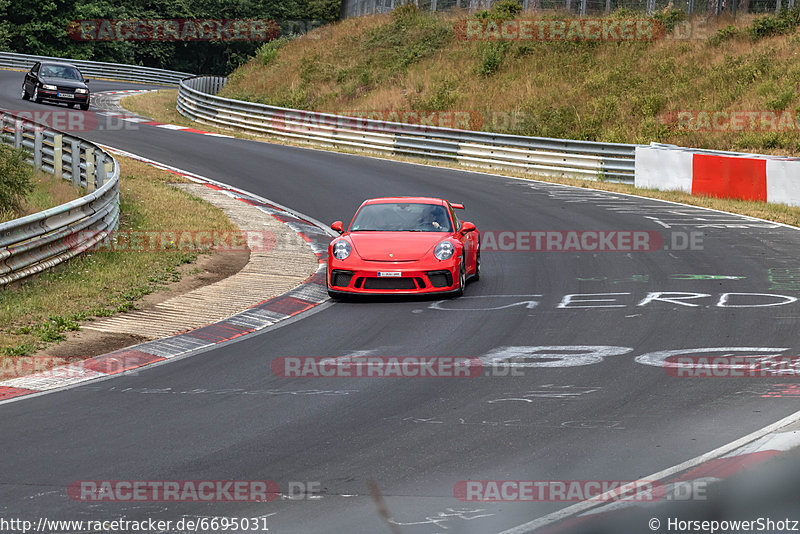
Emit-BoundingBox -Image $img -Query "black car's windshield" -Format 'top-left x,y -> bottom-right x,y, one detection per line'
351,203 -> 453,232
40,65 -> 82,80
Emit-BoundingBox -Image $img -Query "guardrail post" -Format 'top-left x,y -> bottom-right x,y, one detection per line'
105,160 -> 113,186
71,139 -> 81,187
94,152 -> 105,189
53,133 -> 63,180
33,127 -> 43,170
14,118 -> 23,148
84,147 -> 95,192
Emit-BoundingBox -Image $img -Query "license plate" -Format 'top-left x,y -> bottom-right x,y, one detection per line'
58,93 -> 74,99
378,272 -> 401,277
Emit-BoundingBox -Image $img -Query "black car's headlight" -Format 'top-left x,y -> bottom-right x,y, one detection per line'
75,88 -> 88,94
434,241 -> 455,261
332,240 -> 351,260
42,84 -> 57,90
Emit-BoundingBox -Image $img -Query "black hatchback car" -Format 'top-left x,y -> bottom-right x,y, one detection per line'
21,62 -> 91,110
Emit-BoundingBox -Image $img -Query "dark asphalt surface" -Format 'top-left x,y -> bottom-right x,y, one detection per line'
0,69 -> 799,533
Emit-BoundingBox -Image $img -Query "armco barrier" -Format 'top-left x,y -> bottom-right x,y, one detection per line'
177,75 -> 637,182
0,51 -> 191,85
0,111 -> 120,285
635,143 -> 800,207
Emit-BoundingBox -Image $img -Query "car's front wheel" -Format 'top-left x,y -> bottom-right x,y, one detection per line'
21,85 -> 29,100
472,246 -> 480,281
80,102 -> 89,110
32,86 -> 41,103
452,255 -> 466,298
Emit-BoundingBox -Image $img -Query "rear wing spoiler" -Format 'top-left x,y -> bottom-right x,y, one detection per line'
451,203 -> 465,210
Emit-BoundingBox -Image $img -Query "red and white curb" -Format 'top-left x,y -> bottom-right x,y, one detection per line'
93,90 -> 234,138
0,147 -> 334,404
499,412 -> 800,534
96,89 -> 153,96
104,113 -> 234,137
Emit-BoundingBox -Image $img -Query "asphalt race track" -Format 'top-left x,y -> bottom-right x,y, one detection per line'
1,70 -> 799,533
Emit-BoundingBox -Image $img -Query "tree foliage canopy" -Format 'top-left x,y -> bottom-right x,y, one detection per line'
0,0 -> 341,74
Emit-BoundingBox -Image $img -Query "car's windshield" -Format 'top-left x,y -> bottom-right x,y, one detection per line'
40,65 -> 82,80
350,202 -> 452,232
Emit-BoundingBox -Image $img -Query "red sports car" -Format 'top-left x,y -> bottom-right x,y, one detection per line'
327,197 -> 480,298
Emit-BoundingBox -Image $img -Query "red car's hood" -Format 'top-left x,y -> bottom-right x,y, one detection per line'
349,232 -> 448,261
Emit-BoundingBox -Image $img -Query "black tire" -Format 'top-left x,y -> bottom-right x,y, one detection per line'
21,86 -> 29,101
32,86 -> 42,103
452,255 -> 466,298
79,102 -> 89,110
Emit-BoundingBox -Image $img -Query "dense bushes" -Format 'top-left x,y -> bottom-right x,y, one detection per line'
0,145 -> 33,217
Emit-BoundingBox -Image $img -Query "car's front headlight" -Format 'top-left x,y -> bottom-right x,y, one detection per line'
75,88 -> 88,94
42,84 -> 57,90
434,241 -> 455,261
332,240 -> 351,260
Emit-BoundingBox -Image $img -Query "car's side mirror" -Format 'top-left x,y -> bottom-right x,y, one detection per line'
460,221 -> 476,234
331,221 -> 344,234
84,79 -> 91,83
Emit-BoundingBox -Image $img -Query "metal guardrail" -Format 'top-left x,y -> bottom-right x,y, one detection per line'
178,75 -> 636,182
0,111 -> 120,285
0,51 -> 192,85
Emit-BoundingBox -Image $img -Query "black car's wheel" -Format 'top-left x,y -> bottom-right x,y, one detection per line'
21,85 -> 29,100
79,102 -> 89,110
32,86 -> 42,103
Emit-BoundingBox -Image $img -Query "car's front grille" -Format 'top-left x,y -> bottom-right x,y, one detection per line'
362,278 -> 417,290
56,86 -> 76,93
331,270 -> 353,287
427,271 -> 452,288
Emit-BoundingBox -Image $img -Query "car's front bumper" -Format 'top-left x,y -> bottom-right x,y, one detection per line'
39,88 -> 89,105
327,258 -> 460,295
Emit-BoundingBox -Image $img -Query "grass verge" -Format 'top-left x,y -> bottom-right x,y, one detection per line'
0,171 -> 83,224
0,155 -> 236,357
